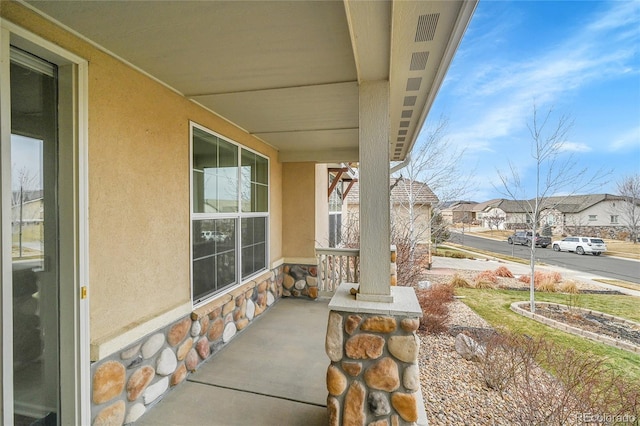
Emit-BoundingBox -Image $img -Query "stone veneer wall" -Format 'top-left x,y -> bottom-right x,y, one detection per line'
282,264 -> 319,299
283,247 -> 398,300
325,311 -> 422,425
90,266 -> 284,425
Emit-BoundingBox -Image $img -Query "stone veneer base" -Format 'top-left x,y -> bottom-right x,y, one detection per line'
89,265 -> 285,425
326,283 -> 427,426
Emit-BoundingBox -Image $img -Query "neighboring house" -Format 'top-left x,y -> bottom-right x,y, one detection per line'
345,178 -> 439,245
477,199 -> 533,229
539,194 -> 630,237
440,201 -> 478,225
475,194 -> 635,237
0,2 -> 476,425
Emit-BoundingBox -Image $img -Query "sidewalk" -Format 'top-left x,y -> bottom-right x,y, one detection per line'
429,255 -> 640,298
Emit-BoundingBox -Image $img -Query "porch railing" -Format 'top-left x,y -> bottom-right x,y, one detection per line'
315,247 -> 360,295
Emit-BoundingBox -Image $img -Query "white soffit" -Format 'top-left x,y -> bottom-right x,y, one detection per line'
388,0 -> 477,161
23,0 -> 476,162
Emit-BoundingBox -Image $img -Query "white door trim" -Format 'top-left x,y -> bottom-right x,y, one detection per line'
0,19 -> 90,426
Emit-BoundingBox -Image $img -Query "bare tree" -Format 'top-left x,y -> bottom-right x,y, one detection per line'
615,174 -> 640,243
12,166 -> 40,257
485,213 -> 506,231
496,105 -> 609,313
390,116 -> 476,279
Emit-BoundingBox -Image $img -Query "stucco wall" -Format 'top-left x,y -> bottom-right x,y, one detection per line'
2,2 -> 283,346
282,162 -> 316,259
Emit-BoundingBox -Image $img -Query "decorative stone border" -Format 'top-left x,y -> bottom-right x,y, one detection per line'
90,266 -> 284,425
510,301 -> 640,354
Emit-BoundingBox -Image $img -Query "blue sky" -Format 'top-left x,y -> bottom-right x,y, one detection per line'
421,0 -> 639,202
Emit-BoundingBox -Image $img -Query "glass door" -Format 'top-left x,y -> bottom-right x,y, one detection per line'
10,47 -> 59,426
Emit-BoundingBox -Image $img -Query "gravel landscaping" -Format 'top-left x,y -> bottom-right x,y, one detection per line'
415,265 -> 638,425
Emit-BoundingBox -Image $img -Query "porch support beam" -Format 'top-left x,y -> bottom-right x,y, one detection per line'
357,80 -> 391,302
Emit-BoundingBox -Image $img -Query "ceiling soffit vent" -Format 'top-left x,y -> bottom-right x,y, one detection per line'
415,13 -> 440,42
410,51 -> 429,71
392,12 -> 441,160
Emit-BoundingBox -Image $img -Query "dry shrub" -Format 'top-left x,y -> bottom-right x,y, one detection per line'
494,266 -> 514,278
480,332 -> 640,425
416,284 -> 453,334
536,277 -> 557,293
559,280 -> 579,294
474,270 -> 498,289
449,273 -> 472,288
518,271 -> 562,289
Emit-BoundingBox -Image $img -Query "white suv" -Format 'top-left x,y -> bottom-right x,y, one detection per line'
551,237 -> 607,256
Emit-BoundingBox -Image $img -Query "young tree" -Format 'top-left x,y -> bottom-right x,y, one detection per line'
615,174 -> 640,244
496,105 -> 609,313
390,116 -> 475,279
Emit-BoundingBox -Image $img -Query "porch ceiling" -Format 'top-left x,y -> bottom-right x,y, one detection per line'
25,0 -> 476,163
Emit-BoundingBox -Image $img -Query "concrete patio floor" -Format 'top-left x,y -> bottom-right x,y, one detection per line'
136,297 -> 330,425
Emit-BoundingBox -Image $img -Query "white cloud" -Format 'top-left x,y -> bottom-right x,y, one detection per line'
609,126 -> 640,151
556,141 -> 592,153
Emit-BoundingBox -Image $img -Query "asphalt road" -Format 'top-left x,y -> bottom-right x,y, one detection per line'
448,232 -> 640,285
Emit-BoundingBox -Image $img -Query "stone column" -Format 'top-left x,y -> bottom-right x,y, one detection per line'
325,283 -> 426,426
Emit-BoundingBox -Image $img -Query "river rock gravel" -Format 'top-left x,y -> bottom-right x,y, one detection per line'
419,300 -> 523,425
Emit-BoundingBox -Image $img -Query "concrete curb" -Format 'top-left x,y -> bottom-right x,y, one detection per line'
510,301 -> 640,354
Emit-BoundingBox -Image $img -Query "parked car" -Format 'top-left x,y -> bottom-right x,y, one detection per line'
201,230 -> 228,243
551,236 -> 607,256
507,231 -> 551,248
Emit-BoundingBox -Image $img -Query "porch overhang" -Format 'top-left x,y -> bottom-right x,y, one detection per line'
24,0 -> 476,163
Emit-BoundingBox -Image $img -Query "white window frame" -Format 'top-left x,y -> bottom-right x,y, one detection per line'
189,122 -> 269,308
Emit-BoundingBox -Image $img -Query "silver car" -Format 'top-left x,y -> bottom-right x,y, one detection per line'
551,236 -> 607,256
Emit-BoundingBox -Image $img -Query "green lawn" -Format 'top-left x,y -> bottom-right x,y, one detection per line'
455,288 -> 640,382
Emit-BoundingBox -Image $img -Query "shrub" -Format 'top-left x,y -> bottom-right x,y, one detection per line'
536,278 -> 557,293
449,273 -> 472,288
494,266 -> 514,278
518,271 -> 562,288
479,332 -> 640,425
416,284 -> 453,334
474,270 -> 498,288
559,280 -> 579,294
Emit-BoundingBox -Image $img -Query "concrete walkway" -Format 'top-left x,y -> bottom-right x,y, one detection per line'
136,298 -> 331,425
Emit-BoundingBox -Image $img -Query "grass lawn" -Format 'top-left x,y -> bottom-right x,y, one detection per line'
455,288 -> 640,383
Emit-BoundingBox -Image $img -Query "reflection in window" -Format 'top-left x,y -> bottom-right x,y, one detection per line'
191,125 -> 269,304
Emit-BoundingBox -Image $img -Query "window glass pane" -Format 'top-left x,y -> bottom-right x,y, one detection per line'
192,128 -> 238,213
241,149 -> 268,212
241,217 -> 267,278
192,218 -> 236,302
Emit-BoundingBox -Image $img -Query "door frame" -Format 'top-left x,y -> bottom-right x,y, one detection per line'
0,21 -> 90,425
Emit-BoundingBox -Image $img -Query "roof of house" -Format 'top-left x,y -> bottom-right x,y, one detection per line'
477,194 -> 626,214
442,201 -> 478,212
345,178 -> 438,206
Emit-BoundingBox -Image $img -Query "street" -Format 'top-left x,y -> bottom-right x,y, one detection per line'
448,232 -> 640,285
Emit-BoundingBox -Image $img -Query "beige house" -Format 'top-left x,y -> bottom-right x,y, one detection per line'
345,178 -> 439,246
476,195 -> 634,237
0,1 -> 476,425
440,201 -> 478,225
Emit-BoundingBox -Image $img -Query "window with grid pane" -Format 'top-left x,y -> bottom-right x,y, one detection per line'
191,124 -> 268,305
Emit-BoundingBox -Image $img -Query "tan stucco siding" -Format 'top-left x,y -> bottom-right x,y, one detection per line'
2,2 -> 282,345
282,162 -> 316,259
